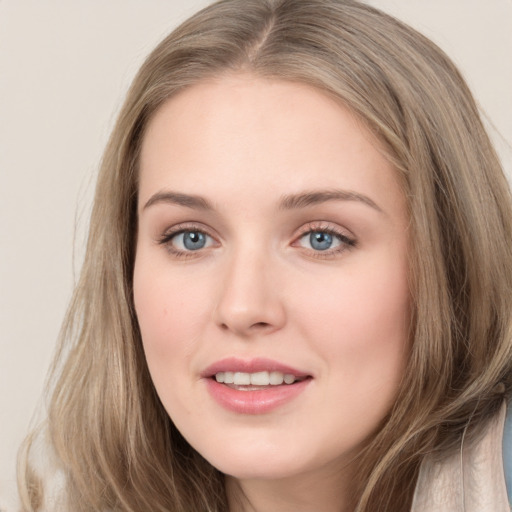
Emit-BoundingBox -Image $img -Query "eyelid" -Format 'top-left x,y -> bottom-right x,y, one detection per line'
157,222 -> 219,257
155,220 -> 356,259
291,221 -> 356,257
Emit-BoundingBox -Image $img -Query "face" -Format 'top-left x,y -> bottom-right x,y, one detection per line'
134,74 -> 410,483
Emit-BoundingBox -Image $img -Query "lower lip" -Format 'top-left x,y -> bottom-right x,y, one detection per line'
204,378 -> 311,414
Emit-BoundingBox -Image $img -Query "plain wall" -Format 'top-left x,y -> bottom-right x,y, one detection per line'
1,1 -> 511,509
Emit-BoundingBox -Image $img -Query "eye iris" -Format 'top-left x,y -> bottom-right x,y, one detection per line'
310,231 -> 333,251
183,231 -> 206,250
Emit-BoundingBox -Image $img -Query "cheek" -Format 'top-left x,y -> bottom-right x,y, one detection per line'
132,258 -> 210,420
296,252 -> 410,384
133,256 -> 206,362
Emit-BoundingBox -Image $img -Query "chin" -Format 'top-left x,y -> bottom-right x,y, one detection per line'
198,443 -> 316,481
217,461 -> 305,481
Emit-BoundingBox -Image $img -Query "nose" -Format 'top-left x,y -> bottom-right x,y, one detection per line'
213,246 -> 286,338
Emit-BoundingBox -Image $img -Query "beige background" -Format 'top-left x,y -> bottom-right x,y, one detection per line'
1,1 -> 511,509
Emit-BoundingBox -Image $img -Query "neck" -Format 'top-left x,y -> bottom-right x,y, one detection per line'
225,463 -> 354,512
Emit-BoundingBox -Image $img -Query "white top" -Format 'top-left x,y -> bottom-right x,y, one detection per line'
412,401 -> 511,511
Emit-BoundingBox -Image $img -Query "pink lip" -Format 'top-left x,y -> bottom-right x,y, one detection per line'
201,357 -> 312,414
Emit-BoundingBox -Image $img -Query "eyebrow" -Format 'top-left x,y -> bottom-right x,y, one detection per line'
142,188 -> 383,214
143,191 -> 213,211
279,189 -> 383,213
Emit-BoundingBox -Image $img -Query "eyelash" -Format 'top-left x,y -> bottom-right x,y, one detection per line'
157,223 -> 217,259
293,223 -> 356,259
157,222 -> 356,259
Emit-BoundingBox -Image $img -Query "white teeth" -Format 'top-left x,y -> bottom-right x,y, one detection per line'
234,372 -> 251,385
250,371 -> 269,385
284,374 -> 295,384
269,371 -> 284,385
214,371 -> 299,386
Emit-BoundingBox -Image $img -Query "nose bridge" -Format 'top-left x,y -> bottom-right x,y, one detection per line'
213,239 -> 285,336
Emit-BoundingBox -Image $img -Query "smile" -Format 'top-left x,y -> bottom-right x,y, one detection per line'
202,358 -> 312,414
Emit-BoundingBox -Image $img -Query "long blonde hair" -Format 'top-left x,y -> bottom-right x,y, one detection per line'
19,0 -> 512,510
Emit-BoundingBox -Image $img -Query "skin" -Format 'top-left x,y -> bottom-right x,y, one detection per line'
134,73 -> 411,512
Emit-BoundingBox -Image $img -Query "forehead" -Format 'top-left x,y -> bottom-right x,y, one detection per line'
141,74 -> 380,155
138,73 -> 404,216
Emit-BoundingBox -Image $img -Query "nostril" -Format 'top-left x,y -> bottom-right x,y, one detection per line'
251,322 -> 271,329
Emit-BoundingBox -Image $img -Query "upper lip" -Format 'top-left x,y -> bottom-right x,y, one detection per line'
201,357 -> 311,378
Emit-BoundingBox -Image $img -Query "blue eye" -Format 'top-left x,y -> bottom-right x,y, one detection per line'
298,229 -> 349,252
309,231 -> 334,251
171,230 -> 212,251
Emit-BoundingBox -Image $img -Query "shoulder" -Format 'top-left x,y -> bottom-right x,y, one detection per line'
412,401 -> 511,511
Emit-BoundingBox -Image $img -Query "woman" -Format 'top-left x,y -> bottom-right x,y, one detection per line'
18,0 -> 512,511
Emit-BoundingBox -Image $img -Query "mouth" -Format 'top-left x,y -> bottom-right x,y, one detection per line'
202,358 -> 313,413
